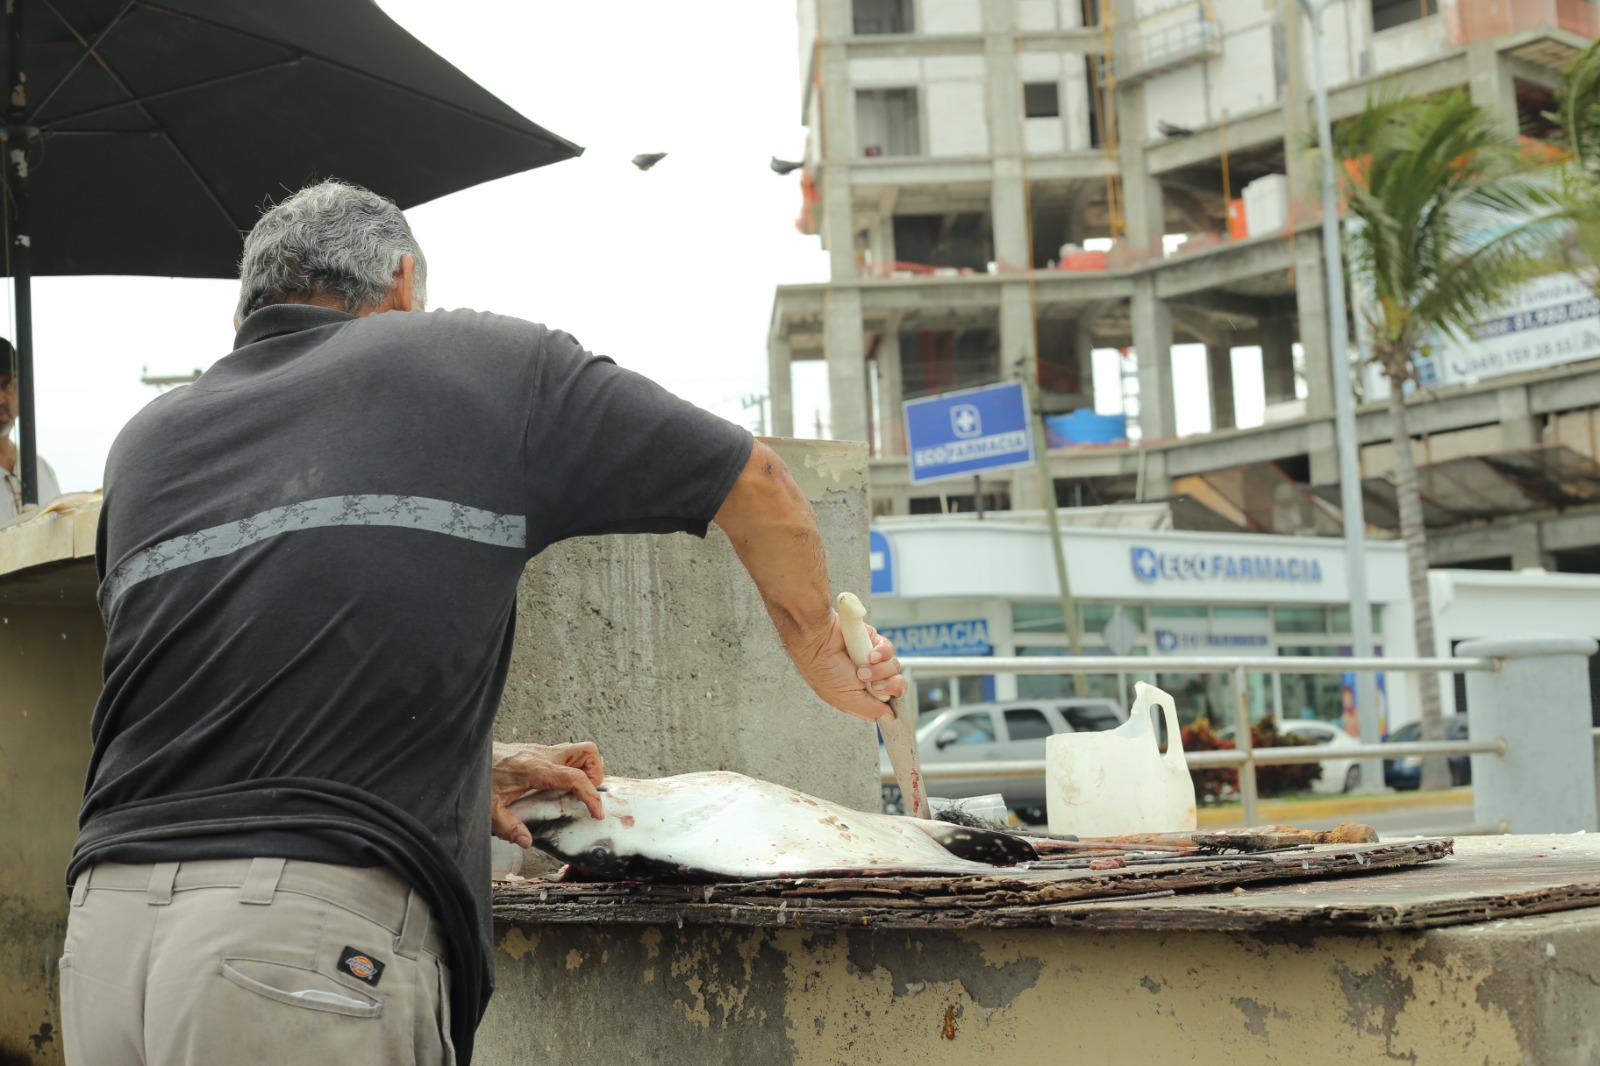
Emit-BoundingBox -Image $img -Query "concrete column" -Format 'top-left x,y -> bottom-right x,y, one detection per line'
984,0 -> 1028,272
867,214 -> 895,277
1009,460 -> 1047,510
1467,42 -> 1520,135
827,289 -> 870,442
816,27 -> 870,443
876,330 -> 905,456
1458,636 -> 1600,833
817,34 -> 857,281
1306,420 -> 1340,486
1293,232 -> 1336,420
1497,386 -> 1539,450
769,337 -> 795,437
1281,0 -> 1311,212
1112,0 -> 1163,253
987,597 -> 1019,700
1508,522 -> 1553,571
499,439 -> 877,812
1132,278 -> 1176,441
991,160 -> 1030,270
1206,345 -> 1235,431
1111,1 -> 1174,446
1261,313 -> 1298,404
999,283 -> 1035,384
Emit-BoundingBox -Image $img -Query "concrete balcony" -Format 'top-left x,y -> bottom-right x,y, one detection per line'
847,151 -> 1115,194
770,219 -> 1313,356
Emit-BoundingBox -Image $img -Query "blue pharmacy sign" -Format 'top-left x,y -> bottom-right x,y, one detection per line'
878,619 -> 993,657
903,381 -> 1035,484
869,529 -> 895,596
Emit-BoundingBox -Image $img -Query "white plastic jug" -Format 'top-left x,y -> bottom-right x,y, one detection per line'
1045,682 -> 1197,837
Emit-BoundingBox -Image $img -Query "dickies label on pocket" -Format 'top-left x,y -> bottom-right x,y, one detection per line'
337,946 -> 386,987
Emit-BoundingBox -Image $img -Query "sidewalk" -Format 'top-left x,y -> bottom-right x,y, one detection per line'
1197,786 -> 1474,828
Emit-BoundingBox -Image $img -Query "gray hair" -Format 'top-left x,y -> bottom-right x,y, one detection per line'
236,180 -> 428,321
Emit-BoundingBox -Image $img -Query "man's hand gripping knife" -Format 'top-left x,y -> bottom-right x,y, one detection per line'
490,441 -> 907,838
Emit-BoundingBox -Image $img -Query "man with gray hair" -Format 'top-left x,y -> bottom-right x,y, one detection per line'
0,338 -> 62,523
62,180 -> 905,1065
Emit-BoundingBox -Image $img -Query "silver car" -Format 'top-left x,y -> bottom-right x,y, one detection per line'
880,698 -> 1125,819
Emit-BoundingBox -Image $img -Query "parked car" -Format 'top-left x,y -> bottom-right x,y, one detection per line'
1383,715 -> 1471,790
1218,719 -> 1364,795
880,698 -> 1125,819
1278,720 -> 1366,794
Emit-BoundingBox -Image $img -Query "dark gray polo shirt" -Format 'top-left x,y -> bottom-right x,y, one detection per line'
69,304 -> 753,1063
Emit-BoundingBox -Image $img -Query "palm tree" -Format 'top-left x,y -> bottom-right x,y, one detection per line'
1553,37 -> 1600,290
1333,90 -> 1574,790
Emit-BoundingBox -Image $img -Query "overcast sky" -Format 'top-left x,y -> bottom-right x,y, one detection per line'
12,0 -> 1252,495
14,0 -> 831,492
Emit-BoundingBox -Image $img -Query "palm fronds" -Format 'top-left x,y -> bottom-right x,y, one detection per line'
1333,89 -> 1579,380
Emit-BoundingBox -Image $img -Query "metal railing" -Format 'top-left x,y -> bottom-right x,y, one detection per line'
886,654 -> 1502,828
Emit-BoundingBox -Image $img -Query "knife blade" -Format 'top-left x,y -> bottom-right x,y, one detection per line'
837,591 -> 930,819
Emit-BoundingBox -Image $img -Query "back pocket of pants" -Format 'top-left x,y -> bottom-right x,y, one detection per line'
221,958 -> 384,1018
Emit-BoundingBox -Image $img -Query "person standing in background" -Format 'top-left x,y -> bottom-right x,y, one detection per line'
0,339 -> 61,524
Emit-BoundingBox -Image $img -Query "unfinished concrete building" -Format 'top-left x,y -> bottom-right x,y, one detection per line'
770,0 -> 1600,571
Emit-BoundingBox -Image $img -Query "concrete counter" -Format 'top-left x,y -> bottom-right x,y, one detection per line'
0,503 -> 103,1065
483,836 -> 1600,1065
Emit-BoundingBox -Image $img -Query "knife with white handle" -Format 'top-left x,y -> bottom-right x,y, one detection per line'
837,591 -> 930,819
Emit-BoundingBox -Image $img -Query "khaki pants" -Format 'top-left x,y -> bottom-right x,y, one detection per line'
62,857 -> 454,1065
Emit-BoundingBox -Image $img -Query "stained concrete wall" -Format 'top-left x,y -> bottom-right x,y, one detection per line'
496,438 -> 879,812
481,907 -> 1600,1065
0,557 -> 102,1066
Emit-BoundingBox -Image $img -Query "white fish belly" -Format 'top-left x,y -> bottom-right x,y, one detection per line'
512,771 -> 993,879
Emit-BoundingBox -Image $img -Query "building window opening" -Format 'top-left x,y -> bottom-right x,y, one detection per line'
1515,79 -> 1561,143
1371,0 -> 1438,33
856,88 -> 922,157
854,0 -> 914,35
1036,318 -> 1091,406
1025,82 -> 1061,119
892,213 -> 994,272
900,326 -> 1000,397
942,484 -> 1012,514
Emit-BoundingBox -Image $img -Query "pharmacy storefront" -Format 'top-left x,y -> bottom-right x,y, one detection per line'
869,520 -> 1411,730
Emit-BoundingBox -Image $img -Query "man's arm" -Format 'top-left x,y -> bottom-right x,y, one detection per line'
713,440 -> 904,722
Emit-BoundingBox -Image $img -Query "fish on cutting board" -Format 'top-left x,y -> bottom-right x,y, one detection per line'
509,770 -> 1037,881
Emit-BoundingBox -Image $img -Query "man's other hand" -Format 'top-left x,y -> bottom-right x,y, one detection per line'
797,613 -> 905,723
491,741 -> 606,847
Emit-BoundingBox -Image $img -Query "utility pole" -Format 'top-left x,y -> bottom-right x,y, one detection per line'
740,392 -> 769,436
1019,361 -> 1084,695
1300,0 -> 1382,788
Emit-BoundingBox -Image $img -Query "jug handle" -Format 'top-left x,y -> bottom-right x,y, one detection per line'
1124,682 -> 1154,739
1150,686 -> 1185,766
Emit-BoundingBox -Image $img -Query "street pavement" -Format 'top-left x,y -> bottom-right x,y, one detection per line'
1300,792 -> 1477,837
1019,788 -> 1479,837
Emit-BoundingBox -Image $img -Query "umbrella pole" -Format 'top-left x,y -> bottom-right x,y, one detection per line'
5,0 -> 37,507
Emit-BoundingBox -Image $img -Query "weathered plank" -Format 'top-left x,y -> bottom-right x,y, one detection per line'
493,839 -> 1453,931
1045,834 -> 1600,932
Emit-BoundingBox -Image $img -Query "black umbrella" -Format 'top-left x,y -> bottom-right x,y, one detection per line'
2,0 -> 580,505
